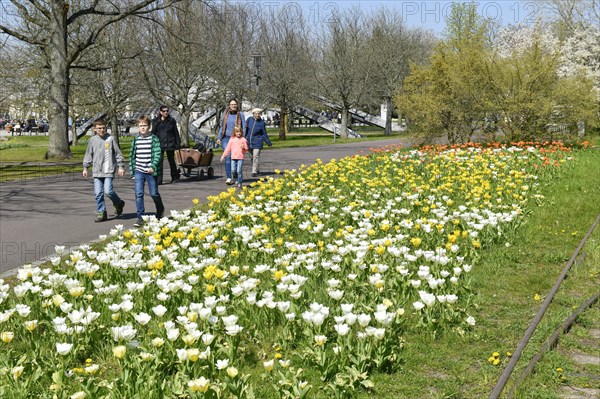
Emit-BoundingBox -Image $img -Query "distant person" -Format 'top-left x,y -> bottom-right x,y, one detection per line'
245,108 -> 272,177
216,99 -> 245,185
82,119 -> 126,223
220,126 -> 248,189
130,115 -> 165,227
151,105 -> 181,185
24,118 -> 36,133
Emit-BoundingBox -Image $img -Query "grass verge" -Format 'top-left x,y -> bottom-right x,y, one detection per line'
348,148 -> 600,399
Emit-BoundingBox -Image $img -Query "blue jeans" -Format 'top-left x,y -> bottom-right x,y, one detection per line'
94,177 -> 122,213
134,171 -> 164,218
221,136 -> 231,179
231,159 -> 244,184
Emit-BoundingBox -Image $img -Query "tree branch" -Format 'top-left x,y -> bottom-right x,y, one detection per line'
67,0 -> 185,65
25,0 -> 51,19
67,0 -> 132,25
7,1 -> 45,28
0,24 -> 45,46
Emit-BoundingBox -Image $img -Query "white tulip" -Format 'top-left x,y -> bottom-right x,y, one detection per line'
152,305 -> 167,317
222,315 -> 238,327
56,342 -> 74,355
334,323 -> 350,336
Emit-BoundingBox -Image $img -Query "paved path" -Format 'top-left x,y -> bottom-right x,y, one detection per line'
0,138 -> 409,275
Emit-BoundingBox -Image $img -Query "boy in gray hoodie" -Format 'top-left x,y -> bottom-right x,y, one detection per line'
82,119 -> 126,222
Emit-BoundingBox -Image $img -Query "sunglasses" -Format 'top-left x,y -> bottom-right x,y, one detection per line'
161,109 -> 169,113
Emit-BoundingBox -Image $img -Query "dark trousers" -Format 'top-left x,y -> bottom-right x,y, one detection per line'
157,149 -> 180,184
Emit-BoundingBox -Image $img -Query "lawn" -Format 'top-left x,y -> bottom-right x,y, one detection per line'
0,138 -> 598,399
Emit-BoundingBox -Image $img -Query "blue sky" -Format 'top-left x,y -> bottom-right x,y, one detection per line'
268,1 -> 548,35
0,1 -> 548,37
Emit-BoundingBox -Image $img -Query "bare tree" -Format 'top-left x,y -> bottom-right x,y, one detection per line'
0,0 -> 180,159
366,9 -> 435,134
543,0 -> 600,36
140,1 -> 221,147
207,1 -> 261,112
70,18 -> 145,147
315,8 -> 372,138
260,5 -> 314,139
0,42 -> 48,122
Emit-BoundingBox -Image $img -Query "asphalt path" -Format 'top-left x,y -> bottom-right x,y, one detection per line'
0,137 -> 409,275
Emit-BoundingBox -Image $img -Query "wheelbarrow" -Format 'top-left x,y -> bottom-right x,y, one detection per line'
175,148 -> 214,179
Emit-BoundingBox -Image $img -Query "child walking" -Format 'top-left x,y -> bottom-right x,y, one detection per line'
129,115 -> 165,227
82,119 -> 126,222
220,126 -> 248,189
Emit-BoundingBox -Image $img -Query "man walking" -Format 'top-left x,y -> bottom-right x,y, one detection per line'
152,105 -> 181,185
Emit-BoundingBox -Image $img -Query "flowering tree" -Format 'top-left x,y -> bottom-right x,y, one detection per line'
488,24 -> 597,140
399,0 -> 598,143
558,27 -> 600,121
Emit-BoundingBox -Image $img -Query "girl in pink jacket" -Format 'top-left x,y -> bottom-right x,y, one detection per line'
220,126 -> 249,188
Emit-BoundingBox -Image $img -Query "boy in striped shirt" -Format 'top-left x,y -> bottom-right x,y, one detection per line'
129,115 -> 165,227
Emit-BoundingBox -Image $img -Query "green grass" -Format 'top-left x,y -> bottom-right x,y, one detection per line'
0,136 -> 136,181
267,127 -> 408,148
343,149 -> 599,399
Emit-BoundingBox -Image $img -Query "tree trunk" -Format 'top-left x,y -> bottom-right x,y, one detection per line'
384,96 -> 393,135
71,113 -> 78,147
279,110 -> 288,140
46,2 -> 72,159
110,114 -> 120,148
340,109 -> 349,139
179,112 -> 189,148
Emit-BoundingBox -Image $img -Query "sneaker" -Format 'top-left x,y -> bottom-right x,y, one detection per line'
94,211 -> 107,223
113,201 -> 125,216
133,218 -> 144,227
225,178 -> 232,185
156,206 -> 165,219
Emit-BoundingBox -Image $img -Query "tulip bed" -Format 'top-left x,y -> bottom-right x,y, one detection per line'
0,141 -> 578,398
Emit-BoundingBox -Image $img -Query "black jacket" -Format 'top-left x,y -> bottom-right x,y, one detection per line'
151,116 -> 180,150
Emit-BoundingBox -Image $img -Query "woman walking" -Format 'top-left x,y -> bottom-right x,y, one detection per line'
245,108 -> 272,177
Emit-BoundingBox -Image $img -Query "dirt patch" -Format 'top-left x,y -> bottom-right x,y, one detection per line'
568,351 -> 600,366
559,386 -> 600,399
